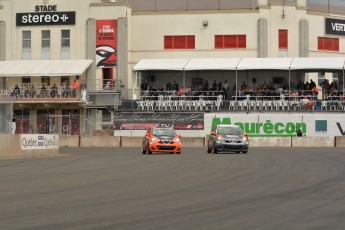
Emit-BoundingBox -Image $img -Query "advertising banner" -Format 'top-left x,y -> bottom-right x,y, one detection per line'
16,12 -> 76,26
96,20 -> 117,67
114,113 -> 204,130
21,134 -> 59,150
325,18 -> 345,36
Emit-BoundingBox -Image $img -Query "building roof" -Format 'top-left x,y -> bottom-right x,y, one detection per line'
133,57 -> 345,72
0,60 -> 93,77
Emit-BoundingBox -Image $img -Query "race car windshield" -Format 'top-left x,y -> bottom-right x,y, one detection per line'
152,129 -> 176,137
217,127 -> 242,135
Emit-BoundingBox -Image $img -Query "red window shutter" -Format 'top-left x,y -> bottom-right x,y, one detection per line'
224,35 -> 236,48
215,35 -> 224,49
324,37 -> 332,51
186,36 -> 195,49
318,37 -> 324,50
164,36 -> 173,49
332,38 -> 339,51
173,36 -> 185,49
279,30 -> 288,49
238,35 -> 246,48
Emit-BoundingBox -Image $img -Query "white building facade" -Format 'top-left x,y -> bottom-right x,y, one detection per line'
0,0 -> 344,134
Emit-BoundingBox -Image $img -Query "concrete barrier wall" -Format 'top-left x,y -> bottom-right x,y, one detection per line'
59,135 -> 79,147
0,134 -> 22,158
292,136 -> 335,147
121,137 -> 143,147
182,137 -> 205,147
80,136 -> 121,147
335,136 -> 345,147
250,137 -> 291,147
0,134 -> 59,158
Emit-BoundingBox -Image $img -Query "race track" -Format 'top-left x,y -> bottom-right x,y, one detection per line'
1,147 -> 345,230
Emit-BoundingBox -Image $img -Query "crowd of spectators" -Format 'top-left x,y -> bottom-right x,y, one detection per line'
141,78 -> 344,101
9,80 -> 86,99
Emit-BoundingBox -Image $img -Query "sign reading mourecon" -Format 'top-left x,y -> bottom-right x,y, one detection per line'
325,18 -> 345,36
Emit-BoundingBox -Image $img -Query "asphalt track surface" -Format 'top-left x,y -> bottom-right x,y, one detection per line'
1,147 -> 345,230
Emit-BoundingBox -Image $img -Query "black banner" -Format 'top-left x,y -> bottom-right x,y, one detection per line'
16,12 -> 76,26
114,113 -> 204,130
325,18 -> 345,36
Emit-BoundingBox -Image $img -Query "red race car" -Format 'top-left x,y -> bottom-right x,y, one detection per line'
142,126 -> 182,154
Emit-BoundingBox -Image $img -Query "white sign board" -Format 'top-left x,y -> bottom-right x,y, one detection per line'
20,134 -> 59,150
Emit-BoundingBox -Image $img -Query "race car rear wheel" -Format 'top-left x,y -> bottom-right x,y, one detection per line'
176,152 -> 181,154
142,148 -> 147,154
242,151 -> 248,154
207,148 -> 212,153
147,150 -> 152,154
213,148 -> 218,154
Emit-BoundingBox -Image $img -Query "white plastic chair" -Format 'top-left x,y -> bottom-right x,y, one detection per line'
229,101 -> 237,111
137,101 -> 145,110
321,101 -> 328,110
248,100 -> 256,111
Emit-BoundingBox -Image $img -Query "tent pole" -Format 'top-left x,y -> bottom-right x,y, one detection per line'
235,69 -> 238,102
289,68 -> 291,104
183,70 -> 186,89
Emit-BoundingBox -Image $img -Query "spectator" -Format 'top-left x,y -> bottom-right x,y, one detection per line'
63,83 -> 71,98
40,85 -> 48,97
311,86 -> 319,96
177,85 -> 185,96
217,81 -> 222,91
309,79 -> 316,89
204,80 -> 209,91
212,80 -> 217,89
50,83 -> 58,98
223,80 -> 229,100
80,80 -> 87,90
12,84 -> 20,97
141,82 -> 148,91
319,79 -> 330,100
28,125 -> 34,134
24,85 -> 30,98
241,81 -> 247,91
166,81 -> 172,91
172,81 -> 179,92
72,79 -> 80,97
11,118 -> 16,134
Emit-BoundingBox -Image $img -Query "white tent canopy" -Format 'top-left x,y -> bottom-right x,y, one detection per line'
290,57 -> 345,70
132,59 -> 190,71
0,59 -> 93,77
133,57 -> 345,71
184,58 -> 241,71
236,58 -> 293,70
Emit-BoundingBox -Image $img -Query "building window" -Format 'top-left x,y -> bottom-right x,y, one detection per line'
61,30 -> 70,59
22,31 -> 31,49
164,35 -> 195,49
278,29 -> 288,49
42,30 -> 50,48
318,37 -> 339,51
41,30 -> 51,59
22,31 -> 31,60
41,76 -> 50,87
61,30 -> 70,48
102,110 -> 111,122
22,77 -> 31,84
215,35 -> 246,49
